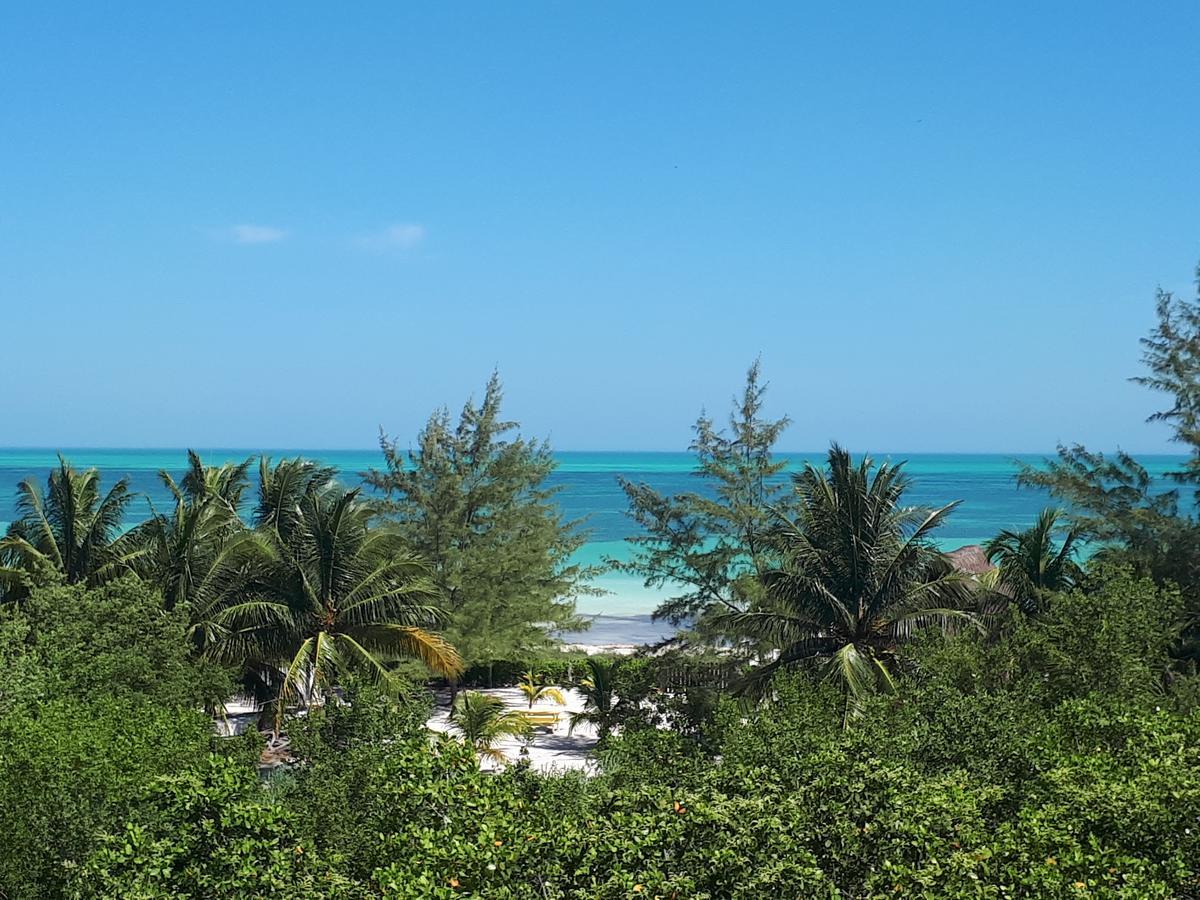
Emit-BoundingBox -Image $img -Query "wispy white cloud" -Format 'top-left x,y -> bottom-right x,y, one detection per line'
224,224 -> 289,245
357,223 -> 426,250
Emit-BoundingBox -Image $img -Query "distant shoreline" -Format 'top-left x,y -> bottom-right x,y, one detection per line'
558,613 -> 677,648
2,448 -> 1192,621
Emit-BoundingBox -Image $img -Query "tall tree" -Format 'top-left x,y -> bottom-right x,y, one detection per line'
717,445 -> 979,722
0,456 -> 140,599
365,374 -> 591,678
1133,278 -> 1200,490
1020,275 -> 1200,552
614,360 -> 792,634
204,462 -> 461,724
1018,268 -> 1200,659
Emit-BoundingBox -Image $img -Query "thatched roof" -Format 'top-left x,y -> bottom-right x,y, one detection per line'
945,544 -> 995,576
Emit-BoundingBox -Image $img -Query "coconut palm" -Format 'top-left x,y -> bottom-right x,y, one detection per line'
254,455 -> 338,544
207,471 -> 461,725
717,445 -> 980,723
568,657 -> 621,739
125,452 -> 259,614
449,691 -> 532,764
517,670 -> 566,709
0,456 -> 141,599
985,507 -> 1083,615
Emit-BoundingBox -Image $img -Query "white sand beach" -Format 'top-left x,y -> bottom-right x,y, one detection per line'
220,684 -> 605,775
427,686 -> 600,774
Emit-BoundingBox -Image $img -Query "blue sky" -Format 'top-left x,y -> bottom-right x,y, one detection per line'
1,3 -> 1198,452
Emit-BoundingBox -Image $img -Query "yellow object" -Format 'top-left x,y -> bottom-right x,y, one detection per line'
520,710 -> 560,728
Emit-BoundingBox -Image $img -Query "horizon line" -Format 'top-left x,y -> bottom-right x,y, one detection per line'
0,445 -> 1188,458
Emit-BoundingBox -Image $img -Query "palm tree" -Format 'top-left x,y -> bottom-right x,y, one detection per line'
206,467 -> 461,725
517,670 -> 566,709
985,507 -> 1083,615
449,691 -> 532,765
568,657 -> 621,739
254,455 -> 338,545
0,456 -> 141,599
717,445 -> 980,723
126,452 -> 258,614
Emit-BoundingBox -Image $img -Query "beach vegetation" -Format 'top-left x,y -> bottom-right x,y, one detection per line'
0,578 -> 222,899
614,358 -> 793,635
448,690 -> 532,764
2,575 -> 233,710
366,373 -> 593,681
73,754 -> 363,899
1019,271 -> 1200,668
717,444 -> 980,719
517,669 -> 566,708
984,506 -> 1083,614
568,655 -> 622,739
124,450 -> 255,614
203,476 -> 461,726
0,455 -> 140,599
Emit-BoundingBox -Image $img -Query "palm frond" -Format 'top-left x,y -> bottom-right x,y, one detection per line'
345,624 -> 463,677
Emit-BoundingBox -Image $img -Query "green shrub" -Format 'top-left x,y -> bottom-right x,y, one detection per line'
287,679 -> 432,762
458,654 -> 594,688
74,755 -> 366,898
12,576 -> 232,708
0,697 -> 213,899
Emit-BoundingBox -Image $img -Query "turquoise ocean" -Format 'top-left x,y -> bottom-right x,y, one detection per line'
0,449 -> 1187,644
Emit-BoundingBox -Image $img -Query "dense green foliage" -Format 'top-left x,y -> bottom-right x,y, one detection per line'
0,456 -> 140,598
366,374 -> 591,675
0,452 -> 463,725
6,281 -> 1200,896
40,569 -> 1197,899
4,510 -> 1200,898
718,445 -> 979,713
0,575 -> 233,711
0,578 -> 225,899
984,507 -> 1083,615
124,451 -> 254,613
206,476 -> 461,723
75,755 -> 363,898
0,698 -> 216,899
381,570 -> 1194,897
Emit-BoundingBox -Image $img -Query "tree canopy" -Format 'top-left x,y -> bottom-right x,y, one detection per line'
0,456 -> 140,599
718,445 -> 979,716
366,374 -> 591,675
204,473 -> 461,723
614,359 -> 792,634
1019,269 -> 1200,665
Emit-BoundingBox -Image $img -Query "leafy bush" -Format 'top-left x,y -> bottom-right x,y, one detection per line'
0,698 -> 213,899
287,679 -> 432,761
4,557 -> 1199,897
10,576 -> 232,707
457,654 -> 593,688
74,755 -> 366,898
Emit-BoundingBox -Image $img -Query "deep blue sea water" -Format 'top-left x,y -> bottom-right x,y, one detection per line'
0,449 -> 1188,643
